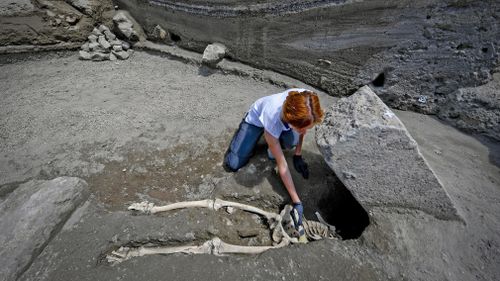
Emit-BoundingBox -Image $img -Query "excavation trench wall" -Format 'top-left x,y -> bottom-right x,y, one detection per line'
115,0 -> 500,140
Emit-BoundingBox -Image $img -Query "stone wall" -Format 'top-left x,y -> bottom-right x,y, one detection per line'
114,0 -> 500,140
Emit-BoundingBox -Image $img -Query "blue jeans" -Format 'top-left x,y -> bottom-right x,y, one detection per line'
224,119 -> 299,171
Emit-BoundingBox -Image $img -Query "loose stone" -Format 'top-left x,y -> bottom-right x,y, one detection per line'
98,35 -> 111,50
113,50 -> 130,60
202,43 -> 227,66
91,27 -> 102,36
104,30 -> 116,41
88,34 -> 98,43
91,52 -> 110,61
81,42 -> 90,52
65,15 -> 78,25
79,50 -> 92,60
98,24 -> 110,33
122,41 -> 130,50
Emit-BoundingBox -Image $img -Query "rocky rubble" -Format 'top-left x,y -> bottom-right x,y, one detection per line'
0,0 -> 114,48
79,24 -> 132,61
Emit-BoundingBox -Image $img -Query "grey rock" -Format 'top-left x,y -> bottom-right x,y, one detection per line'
91,52 -> 110,61
65,15 -> 78,25
439,71 -> 500,140
202,43 -> 227,66
315,86 -> 460,220
87,34 -> 98,43
109,39 -> 122,46
45,10 -> 55,17
112,50 -> 129,60
0,177 -> 88,281
112,45 -> 123,52
104,30 -> 116,41
317,59 -> 332,66
79,50 -> 92,60
88,42 -> 100,51
91,27 -> 102,37
98,35 -> 111,50
98,24 -> 110,33
113,10 -> 144,42
150,24 -> 170,42
109,52 -> 117,61
121,41 -> 130,50
80,42 -> 90,52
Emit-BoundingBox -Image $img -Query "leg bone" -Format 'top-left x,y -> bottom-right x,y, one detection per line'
128,199 -> 214,214
128,199 -> 281,223
106,240 -> 214,264
107,237 -> 288,264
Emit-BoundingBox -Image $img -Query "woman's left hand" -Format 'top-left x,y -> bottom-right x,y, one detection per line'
293,155 -> 309,179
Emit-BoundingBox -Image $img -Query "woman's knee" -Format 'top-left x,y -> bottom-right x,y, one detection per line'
224,120 -> 263,171
224,151 -> 247,172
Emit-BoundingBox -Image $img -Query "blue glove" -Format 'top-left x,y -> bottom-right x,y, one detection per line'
291,202 -> 304,228
291,202 -> 307,242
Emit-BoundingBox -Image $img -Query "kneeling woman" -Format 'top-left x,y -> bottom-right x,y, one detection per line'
224,88 -> 324,237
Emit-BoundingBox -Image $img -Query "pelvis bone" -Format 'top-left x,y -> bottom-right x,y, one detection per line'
106,199 -> 337,264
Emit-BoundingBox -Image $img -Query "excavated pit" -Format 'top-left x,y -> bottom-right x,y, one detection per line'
86,134 -> 370,251
317,179 -> 370,240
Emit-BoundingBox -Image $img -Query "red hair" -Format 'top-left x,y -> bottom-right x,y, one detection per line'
282,90 -> 324,128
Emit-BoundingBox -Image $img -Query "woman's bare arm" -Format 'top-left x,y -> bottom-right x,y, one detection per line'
264,130 -> 301,204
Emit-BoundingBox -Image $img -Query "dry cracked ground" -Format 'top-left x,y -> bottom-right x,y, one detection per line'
0,50 -> 499,281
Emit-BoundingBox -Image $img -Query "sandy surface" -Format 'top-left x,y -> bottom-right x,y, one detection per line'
0,50 -> 499,280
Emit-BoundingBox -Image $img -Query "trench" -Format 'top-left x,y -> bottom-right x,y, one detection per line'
89,136 -> 369,262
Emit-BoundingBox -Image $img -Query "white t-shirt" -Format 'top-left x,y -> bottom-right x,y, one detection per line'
245,88 -> 308,138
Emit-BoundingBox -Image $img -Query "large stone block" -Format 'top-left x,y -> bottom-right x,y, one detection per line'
0,177 -> 89,281
315,86 -> 460,220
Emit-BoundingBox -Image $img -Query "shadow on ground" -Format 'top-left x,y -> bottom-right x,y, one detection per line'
229,138 -> 370,240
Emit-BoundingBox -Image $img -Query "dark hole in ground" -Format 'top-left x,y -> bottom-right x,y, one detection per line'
482,47 -> 488,53
317,178 -> 370,240
456,43 -> 473,50
372,72 -> 385,87
170,32 -> 181,42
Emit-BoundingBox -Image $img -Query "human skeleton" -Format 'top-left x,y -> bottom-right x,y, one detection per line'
106,199 -> 338,264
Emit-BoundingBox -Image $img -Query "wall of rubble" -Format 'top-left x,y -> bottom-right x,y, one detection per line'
115,0 -> 500,140
0,0 -> 114,49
